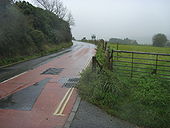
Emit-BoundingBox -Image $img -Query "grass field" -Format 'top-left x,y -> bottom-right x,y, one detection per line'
109,43 -> 170,54
108,43 -> 170,79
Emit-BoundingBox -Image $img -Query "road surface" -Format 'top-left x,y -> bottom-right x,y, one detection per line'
0,42 -> 83,83
0,41 -> 95,128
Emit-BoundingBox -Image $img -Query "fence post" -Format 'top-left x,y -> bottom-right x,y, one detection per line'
131,52 -> 134,78
101,40 -> 105,50
109,50 -> 113,70
154,55 -> 159,74
106,49 -> 110,70
92,56 -> 96,72
104,42 -> 108,51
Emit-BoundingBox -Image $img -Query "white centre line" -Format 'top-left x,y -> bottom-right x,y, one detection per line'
0,71 -> 28,84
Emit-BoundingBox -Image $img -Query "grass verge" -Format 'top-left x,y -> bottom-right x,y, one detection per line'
0,42 -> 73,67
78,67 -> 170,128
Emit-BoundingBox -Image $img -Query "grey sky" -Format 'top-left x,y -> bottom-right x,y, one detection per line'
25,0 -> 170,44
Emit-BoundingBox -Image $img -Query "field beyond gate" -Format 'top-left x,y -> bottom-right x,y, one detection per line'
113,50 -> 170,79
94,42 -> 170,79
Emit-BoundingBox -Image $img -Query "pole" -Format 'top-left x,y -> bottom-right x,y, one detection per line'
92,56 -> 96,72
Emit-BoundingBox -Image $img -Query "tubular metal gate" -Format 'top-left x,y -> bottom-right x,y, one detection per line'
112,50 -> 170,80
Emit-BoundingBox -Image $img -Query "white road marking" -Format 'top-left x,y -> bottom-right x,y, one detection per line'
0,71 -> 28,84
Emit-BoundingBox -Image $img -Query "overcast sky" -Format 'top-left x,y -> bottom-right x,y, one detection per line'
25,0 -> 170,44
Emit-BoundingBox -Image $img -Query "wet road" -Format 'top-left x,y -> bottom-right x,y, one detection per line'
0,78 -> 50,111
0,41 -> 84,83
0,41 -> 96,128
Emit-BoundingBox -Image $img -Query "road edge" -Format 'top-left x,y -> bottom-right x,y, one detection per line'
0,43 -> 73,69
62,96 -> 81,128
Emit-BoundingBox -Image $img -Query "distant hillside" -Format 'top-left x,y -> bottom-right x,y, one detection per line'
109,38 -> 138,45
0,1 -> 72,59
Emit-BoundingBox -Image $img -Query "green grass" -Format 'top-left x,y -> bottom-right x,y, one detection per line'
0,42 -> 73,67
109,43 -> 170,53
108,43 -> 170,79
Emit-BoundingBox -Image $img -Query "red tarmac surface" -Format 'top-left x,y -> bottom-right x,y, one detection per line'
0,41 -> 95,128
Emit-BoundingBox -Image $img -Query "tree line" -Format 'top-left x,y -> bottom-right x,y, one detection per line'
0,0 -> 72,59
108,33 -> 169,47
109,38 -> 138,45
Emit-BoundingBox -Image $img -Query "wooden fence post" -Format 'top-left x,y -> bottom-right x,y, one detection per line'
104,42 -> 108,51
109,50 -> 113,70
131,52 -> 134,78
106,48 -> 113,71
100,40 -> 105,50
92,56 -> 97,72
106,49 -> 110,70
155,55 -> 158,74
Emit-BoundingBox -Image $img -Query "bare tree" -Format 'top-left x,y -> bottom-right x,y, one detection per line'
53,0 -> 67,19
36,0 -> 54,11
35,0 -> 67,19
12,0 -> 17,3
66,12 -> 75,26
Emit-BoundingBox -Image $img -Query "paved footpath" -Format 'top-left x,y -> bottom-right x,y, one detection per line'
70,100 -> 137,128
0,41 -> 95,128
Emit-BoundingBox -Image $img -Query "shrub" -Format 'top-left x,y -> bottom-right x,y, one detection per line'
152,33 -> 168,47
